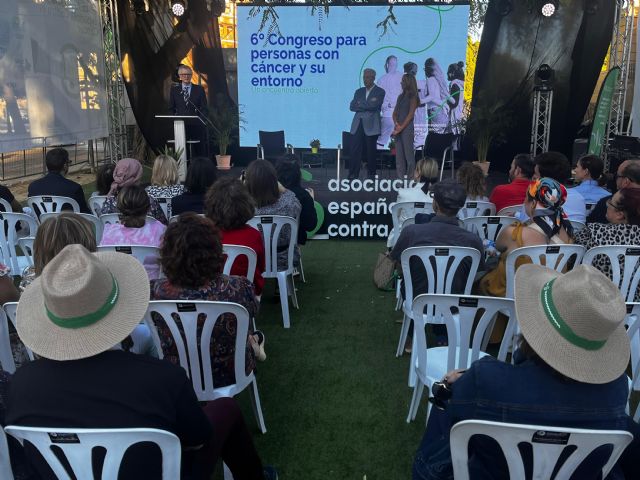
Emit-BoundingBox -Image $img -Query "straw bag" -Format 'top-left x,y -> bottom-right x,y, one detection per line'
374,252 -> 397,291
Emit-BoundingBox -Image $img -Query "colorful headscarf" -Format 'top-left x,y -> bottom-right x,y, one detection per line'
527,178 -> 573,238
108,158 -> 143,196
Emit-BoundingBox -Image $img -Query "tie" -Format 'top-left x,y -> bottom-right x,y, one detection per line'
182,86 -> 189,104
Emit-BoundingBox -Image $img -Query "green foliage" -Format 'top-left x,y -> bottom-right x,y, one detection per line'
310,138 -> 321,148
465,96 -> 514,163
160,145 -> 184,162
209,93 -> 243,156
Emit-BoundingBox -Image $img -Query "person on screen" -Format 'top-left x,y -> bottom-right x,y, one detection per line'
406,62 -> 428,149
2,83 -> 26,135
168,64 -> 209,156
421,58 -> 452,159
447,61 -> 465,136
349,68 -> 385,180
376,56 -> 403,149
392,74 -> 419,179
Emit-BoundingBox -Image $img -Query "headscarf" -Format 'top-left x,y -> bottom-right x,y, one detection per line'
527,178 -> 573,238
426,58 -> 449,104
109,158 -> 143,196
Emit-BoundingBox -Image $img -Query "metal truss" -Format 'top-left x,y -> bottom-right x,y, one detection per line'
604,0 -> 634,170
98,0 -> 128,163
530,88 -> 553,156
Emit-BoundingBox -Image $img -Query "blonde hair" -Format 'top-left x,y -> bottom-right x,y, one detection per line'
150,155 -> 179,186
33,213 -> 96,275
415,157 -> 439,181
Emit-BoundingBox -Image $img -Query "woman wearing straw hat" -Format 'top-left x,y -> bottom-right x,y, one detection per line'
412,264 -> 640,480
5,245 -> 276,480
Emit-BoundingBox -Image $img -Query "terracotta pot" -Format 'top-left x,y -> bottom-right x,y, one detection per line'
216,154 -> 232,170
473,160 -> 491,176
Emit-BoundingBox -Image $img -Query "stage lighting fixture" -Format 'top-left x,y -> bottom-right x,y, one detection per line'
540,0 -> 558,16
534,64 -> 554,90
171,0 -> 186,17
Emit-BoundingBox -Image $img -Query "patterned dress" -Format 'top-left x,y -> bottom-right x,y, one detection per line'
149,275 -> 258,388
256,189 -> 301,270
145,184 -> 185,198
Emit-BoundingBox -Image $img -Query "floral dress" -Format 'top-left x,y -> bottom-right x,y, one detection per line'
149,274 -> 258,388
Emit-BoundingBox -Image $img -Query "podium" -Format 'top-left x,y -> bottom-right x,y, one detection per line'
155,115 -> 207,182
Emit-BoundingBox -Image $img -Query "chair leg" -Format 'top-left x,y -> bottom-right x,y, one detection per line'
249,378 -> 267,434
287,274 -> 299,309
395,279 -> 402,311
406,380 -> 425,423
276,273 -> 291,328
223,463 -> 234,480
408,340 -> 417,388
396,314 -> 411,357
298,257 -> 306,283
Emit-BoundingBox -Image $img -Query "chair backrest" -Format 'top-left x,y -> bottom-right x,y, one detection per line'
0,212 -> 39,275
40,212 -> 103,244
143,300 -> 252,400
341,131 -> 353,152
400,246 -> 481,304
457,200 -> 496,220
88,195 -> 109,217
450,419 -> 633,480
258,130 -> 285,156
4,426 -> 181,480
625,303 -> 640,391
462,216 -> 518,245
412,294 -> 515,374
2,302 -> 33,362
100,213 -> 156,227
504,244 -> 586,298
153,197 -> 172,220
390,201 -> 435,241
27,195 -> 80,216
0,427 -> 13,480
247,215 -> 298,276
0,308 -> 15,373
0,198 -> 12,213
569,220 -> 586,233
496,204 -> 522,217
17,236 -> 35,267
97,245 -> 160,267
222,244 -> 257,281
582,245 -> 640,302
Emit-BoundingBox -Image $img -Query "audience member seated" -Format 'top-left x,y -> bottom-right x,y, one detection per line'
456,162 -> 489,202
0,182 -> 23,212
489,153 -> 534,213
276,156 -> 317,246
19,213 -> 155,356
171,157 -> 217,216
92,162 -> 114,197
6,244 -> 276,480
205,177 -> 266,296
572,154 -> 610,204
479,178 -> 574,299
245,159 -> 301,270
412,264 -> 639,480
532,152 -> 586,222
150,213 -> 266,388
575,188 -> 640,301
100,185 -> 166,280
390,180 -> 484,348
100,158 -> 168,224
27,147 -> 90,214
387,158 -> 439,249
0,262 -> 26,370
145,154 -> 185,199
588,159 -> 640,224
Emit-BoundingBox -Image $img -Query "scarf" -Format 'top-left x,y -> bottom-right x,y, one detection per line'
109,158 -> 143,196
528,178 -> 573,238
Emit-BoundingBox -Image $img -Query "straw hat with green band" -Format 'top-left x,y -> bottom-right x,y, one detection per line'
16,244 -> 150,361
514,264 -> 629,385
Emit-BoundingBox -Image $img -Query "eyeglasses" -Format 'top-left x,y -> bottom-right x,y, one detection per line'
178,73 -> 192,77
606,199 -> 623,210
614,173 -> 628,183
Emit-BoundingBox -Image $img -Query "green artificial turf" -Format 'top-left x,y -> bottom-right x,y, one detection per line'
236,240 -> 425,480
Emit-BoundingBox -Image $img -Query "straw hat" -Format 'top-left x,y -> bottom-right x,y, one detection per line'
514,264 -> 629,384
17,244 -> 150,361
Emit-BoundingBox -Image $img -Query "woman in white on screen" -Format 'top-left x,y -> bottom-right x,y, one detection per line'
376,55 -> 404,148
447,61 -> 465,136
421,58 -> 452,159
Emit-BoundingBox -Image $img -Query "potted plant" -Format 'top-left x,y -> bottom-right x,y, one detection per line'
388,138 -> 396,156
465,97 -> 512,176
209,93 -> 242,170
310,139 -> 321,154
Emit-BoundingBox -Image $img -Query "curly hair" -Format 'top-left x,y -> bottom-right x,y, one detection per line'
116,185 -> 150,228
159,213 -> 224,288
205,177 -> 255,230
456,162 -> 486,199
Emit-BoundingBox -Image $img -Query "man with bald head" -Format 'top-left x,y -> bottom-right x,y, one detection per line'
587,159 -> 640,223
349,68 -> 385,179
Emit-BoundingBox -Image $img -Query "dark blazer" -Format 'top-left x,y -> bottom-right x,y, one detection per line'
169,83 -> 209,118
27,172 -> 90,214
349,84 -> 385,136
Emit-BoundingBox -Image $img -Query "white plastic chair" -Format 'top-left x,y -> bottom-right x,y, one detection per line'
457,200 -> 496,220
462,216 -> 518,259
496,204 -> 522,217
450,420 -> 633,480
88,195 -> 109,217
248,215 -> 299,329
17,236 -> 35,267
222,244 -> 258,281
40,212 -> 104,243
389,201 -> 434,245
504,244 -> 586,299
0,198 -> 12,212
99,213 -> 156,227
396,246 -> 481,370
582,246 -> 640,302
625,303 -> 640,421
153,196 -> 172,219
144,300 -> 266,433
27,195 -> 80,216
97,245 -> 160,268
0,427 -> 13,480
569,220 -> 586,233
0,212 -> 38,275
4,426 -> 181,480
169,213 -> 205,223
2,302 -> 33,362
407,294 -> 516,423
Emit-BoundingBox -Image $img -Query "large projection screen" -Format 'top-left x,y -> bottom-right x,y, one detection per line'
0,0 -> 109,153
237,4 -> 470,148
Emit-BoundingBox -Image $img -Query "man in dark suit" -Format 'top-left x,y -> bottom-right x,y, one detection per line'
349,68 -> 385,180
27,147 -> 90,214
169,65 -> 209,157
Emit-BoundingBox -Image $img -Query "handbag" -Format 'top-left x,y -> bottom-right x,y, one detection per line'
374,252 -> 397,291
